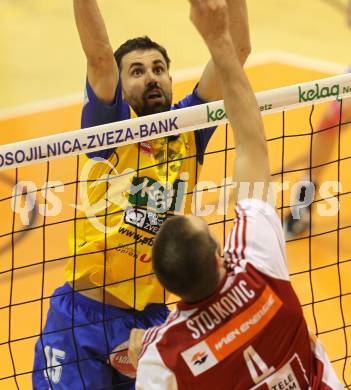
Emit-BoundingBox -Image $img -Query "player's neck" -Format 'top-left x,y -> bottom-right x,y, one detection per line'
182,267 -> 227,306
218,265 -> 227,286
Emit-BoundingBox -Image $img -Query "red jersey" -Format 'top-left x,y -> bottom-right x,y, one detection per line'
136,199 -> 342,390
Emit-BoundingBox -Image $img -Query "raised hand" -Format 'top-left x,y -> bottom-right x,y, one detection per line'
189,0 -> 230,45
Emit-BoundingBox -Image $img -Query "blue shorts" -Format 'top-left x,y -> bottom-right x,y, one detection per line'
32,283 -> 169,390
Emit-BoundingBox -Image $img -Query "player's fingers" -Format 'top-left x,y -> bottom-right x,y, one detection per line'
128,329 -> 145,370
128,329 -> 138,369
130,330 -> 139,368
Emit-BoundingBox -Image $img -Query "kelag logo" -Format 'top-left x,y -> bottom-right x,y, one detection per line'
206,105 -> 227,122
298,83 -> 340,103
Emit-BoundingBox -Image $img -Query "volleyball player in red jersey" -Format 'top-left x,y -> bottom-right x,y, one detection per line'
128,1 -> 343,389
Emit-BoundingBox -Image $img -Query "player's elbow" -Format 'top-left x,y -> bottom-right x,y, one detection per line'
237,135 -> 268,160
254,136 -> 268,157
238,45 -> 251,65
86,43 -> 115,71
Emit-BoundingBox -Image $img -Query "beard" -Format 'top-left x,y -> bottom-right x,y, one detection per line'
139,100 -> 172,116
133,84 -> 172,117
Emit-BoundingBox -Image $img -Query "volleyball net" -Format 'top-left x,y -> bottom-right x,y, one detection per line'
0,74 -> 351,389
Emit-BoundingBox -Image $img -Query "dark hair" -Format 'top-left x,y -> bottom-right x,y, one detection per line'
114,36 -> 171,70
152,216 -> 220,303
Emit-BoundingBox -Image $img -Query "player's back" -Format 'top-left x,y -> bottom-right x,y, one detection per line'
137,199 -> 342,389
140,266 -> 313,389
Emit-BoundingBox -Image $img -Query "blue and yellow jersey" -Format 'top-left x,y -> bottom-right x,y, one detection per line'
65,80 -> 216,310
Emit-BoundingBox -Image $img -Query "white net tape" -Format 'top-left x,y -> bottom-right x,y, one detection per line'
1,73 -> 351,171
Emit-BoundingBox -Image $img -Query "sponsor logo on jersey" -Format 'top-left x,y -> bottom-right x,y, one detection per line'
139,253 -> 152,263
249,354 -> 309,390
181,285 -> 282,376
123,206 -> 165,235
114,245 -> 152,263
110,341 -> 136,379
181,341 -> 218,376
117,227 -> 154,247
128,176 -> 185,213
191,351 -> 208,366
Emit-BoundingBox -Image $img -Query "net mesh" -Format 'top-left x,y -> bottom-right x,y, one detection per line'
0,77 -> 351,389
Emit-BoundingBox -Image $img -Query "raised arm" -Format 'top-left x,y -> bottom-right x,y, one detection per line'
74,0 -> 118,103
190,0 -> 270,201
196,0 -> 251,102
227,0 -> 251,63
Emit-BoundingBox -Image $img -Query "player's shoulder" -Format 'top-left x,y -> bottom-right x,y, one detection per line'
139,308 -> 187,358
172,85 -> 205,110
235,198 -> 277,217
225,198 -> 289,281
234,198 -> 283,238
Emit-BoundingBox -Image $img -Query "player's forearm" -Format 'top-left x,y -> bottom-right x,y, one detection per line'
190,0 -> 270,196
210,36 -> 265,152
74,0 -> 114,65
196,0 -> 250,101
227,0 -> 251,65
209,35 -> 270,185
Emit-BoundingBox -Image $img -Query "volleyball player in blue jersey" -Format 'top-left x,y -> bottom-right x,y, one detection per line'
32,1 -> 251,389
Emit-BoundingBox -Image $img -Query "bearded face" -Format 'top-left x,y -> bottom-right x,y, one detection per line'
120,49 -> 172,116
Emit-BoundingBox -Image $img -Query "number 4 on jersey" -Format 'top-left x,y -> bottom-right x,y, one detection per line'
244,345 -> 275,384
43,345 -> 66,384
